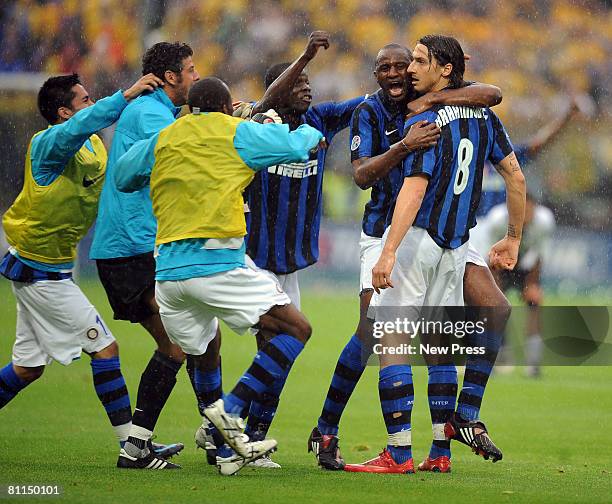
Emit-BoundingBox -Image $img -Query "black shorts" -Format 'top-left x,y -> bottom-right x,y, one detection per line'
96,252 -> 157,323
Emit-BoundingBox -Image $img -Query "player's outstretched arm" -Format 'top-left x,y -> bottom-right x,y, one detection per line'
353,120 -> 440,189
114,134 -> 159,192
489,152 -> 526,270
234,121 -> 323,170
406,83 -> 502,118
35,73 -> 164,173
372,174 -> 429,292
252,31 -> 330,114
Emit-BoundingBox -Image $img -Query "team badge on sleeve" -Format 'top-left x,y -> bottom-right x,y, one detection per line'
86,327 -> 99,340
350,135 -> 361,151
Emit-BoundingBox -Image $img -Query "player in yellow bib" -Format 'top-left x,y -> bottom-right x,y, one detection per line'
114,77 -> 323,474
0,71 -> 183,469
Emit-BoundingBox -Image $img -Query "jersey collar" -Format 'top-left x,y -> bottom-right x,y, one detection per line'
148,87 -> 182,118
374,89 -> 404,119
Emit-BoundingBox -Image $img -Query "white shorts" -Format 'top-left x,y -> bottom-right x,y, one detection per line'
371,227 -> 468,317
155,262 -> 291,356
275,271 -> 300,309
359,231 -> 382,293
245,255 -> 301,309
466,242 -> 487,267
11,279 -> 115,367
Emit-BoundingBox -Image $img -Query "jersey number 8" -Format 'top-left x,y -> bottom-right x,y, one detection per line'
454,138 -> 473,195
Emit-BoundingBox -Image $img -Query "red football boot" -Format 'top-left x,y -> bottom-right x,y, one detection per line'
344,449 -> 414,474
417,456 -> 451,473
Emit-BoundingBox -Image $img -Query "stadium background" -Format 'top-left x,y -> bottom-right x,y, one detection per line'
0,2 -> 611,503
0,0 -> 611,296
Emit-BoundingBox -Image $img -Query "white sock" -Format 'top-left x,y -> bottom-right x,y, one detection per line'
526,334 -> 543,367
114,421 -> 132,444
128,424 -> 154,443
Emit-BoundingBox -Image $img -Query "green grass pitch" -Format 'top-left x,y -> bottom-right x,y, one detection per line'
1,280 -> 611,503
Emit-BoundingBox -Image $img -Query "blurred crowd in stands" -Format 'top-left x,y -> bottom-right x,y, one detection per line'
0,0 -> 610,228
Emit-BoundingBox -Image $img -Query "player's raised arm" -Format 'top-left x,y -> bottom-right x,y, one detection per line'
522,98 -> 578,157
114,133 -> 159,192
489,151 -> 526,270
406,82 -> 502,118
233,121 -> 323,170
252,31 -> 330,114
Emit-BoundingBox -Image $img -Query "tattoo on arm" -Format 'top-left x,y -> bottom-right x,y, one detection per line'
507,223 -> 519,238
509,155 -> 521,172
494,152 -> 522,175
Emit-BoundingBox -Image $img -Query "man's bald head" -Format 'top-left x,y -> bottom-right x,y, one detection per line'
187,77 -> 233,114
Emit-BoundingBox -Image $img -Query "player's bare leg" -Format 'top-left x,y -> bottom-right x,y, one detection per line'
10,364 -> 45,384
0,364 -> 44,410
442,263 -> 509,464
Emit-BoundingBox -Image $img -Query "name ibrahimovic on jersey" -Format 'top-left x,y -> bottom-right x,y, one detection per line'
434,105 -> 488,128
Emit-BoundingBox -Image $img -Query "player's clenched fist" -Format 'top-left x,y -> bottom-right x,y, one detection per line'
123,73 -> 165,101
488,236 -> 520,271
372,249 -> 395,293
303,31 -> 330,60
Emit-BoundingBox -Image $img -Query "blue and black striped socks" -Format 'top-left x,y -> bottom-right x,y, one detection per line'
224,334 -> 304,417
193,363 -> 223,412
379,364 -> 413,463
317,334 -> 367,436
427,365 -> 457,459
457,330 -> 500,421
90,356 -> 132,443
0,363 -> 30,408
244,384 -> 281,441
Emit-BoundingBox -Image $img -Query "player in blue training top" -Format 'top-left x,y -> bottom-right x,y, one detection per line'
344,35 -> 526,474
90,42 -> 204,468
309,42 -> 508,472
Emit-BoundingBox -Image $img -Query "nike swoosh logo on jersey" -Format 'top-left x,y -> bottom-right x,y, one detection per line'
82,173 -> 104,188
385,129 -> 398,135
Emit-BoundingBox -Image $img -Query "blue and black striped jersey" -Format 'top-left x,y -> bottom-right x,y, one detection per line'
246,97 -> 364,274
477,143 -> 530,216
398,105 -> 514,249
350,90 -> 405,238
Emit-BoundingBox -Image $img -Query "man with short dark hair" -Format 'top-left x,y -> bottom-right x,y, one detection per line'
0,72 -> 162,455
90,41 -> 204,469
